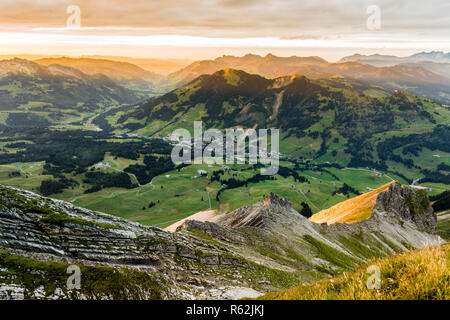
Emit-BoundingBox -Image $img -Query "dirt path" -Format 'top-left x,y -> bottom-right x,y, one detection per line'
269,90 -> 285,121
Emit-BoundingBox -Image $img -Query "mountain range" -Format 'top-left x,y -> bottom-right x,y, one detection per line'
0,51 -> 448,301
166,53 -> 450,104
1,51 -> 450,129
340,51 -> 450,67
116,68 -> 450,172
0,54 -> 192,75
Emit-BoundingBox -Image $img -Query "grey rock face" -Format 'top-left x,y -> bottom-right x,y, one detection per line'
373,182 -> 437,234
208,192 -> 296,229
0,185 -> 254,299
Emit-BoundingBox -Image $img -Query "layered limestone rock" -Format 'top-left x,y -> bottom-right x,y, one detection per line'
207,192 -> 295,229
0,185 -> 256,299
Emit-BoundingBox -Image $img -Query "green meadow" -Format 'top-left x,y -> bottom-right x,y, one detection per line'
0,156 -> 403,228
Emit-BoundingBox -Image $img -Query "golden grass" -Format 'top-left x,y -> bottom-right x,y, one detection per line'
310,181 -> 395,224
257,243 -> 449,300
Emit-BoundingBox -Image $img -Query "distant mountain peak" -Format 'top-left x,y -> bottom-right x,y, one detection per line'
35,56 -> 163,86
167,53 -> 328,86
208,192 -> 298,229
0,58 -> 45,77
263,53 -> 276,59
410,51 -> 450,61
243,53 -> 260,58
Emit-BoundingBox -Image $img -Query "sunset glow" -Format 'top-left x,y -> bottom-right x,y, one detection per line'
0,0 -> 449,60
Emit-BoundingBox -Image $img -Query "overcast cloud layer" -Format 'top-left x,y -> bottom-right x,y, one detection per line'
0,0 -> 449,60
0,0 -> 448,36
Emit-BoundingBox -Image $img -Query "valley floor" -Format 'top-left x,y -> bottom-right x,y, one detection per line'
2,159 -> 446,228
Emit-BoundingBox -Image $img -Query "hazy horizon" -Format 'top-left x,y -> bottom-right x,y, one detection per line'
0,49 -> 448,65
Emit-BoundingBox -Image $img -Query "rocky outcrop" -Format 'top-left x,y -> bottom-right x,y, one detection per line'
0,182 -> 444,300
0,185 -> 258,299
181,182 -> 443,274
207,192 -> 293,229
373,182 -> 436,233
330,182 -> 442,251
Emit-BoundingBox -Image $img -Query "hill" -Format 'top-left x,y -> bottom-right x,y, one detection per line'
401,61 -> 450,80
36,57 -> 165,96
116,69 -> 450,184
0,58 -> 139,127
256,243 -> 449,300
118,68 -> 412,134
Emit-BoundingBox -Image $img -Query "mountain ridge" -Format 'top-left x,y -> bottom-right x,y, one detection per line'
340,51 -> 450,66
165,53 -> 450,103
0,181 -> 442,299
0,58 -> 140,127
35,57 -> 165,96
114,68 -> 449,173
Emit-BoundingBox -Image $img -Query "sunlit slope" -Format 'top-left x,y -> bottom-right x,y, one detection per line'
256,243 -> 449,300
164,209 -> 218,232
310,181 -> 395,224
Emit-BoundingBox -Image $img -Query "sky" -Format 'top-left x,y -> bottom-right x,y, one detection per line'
0,0 -> 449,61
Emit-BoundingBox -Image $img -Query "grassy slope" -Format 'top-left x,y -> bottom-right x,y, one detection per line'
256,243 -> 449,300
309,181 -> 394,224
437,210 -> 450,241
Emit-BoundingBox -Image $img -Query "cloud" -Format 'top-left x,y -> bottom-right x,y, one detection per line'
217,0 -> 263,8
0,0 -> 449,62
0,0 -> 448,38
